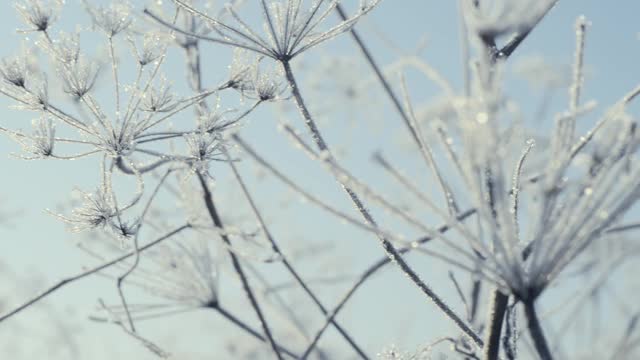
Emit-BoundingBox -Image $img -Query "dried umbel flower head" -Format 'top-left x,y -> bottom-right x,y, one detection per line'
184,130 -> 224,173
140,79 -> 177,113
254,71 -> 284,101
59,55 -> 100,98
230,54 -> 286,101
0,55 -> 29,88
84,0 -> 133,37
197,109 -> 238,134
0,46 -> 46,108
0,115 -> 55,159
45,31 -> 81,65
102,233 -> 220,310
15,0 -> 63,33
26,115 -> 56,158
58,184 -> 117,232
151,0 -> 381,61
129,31 -> 170,67
97,126 -> 137,157
227,48 -> 253,91
138,234 -> 219,307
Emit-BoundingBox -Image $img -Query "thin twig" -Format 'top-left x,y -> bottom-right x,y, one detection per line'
0,225 -> 190,323
301,208 -> 478,357
214,305 -> 300,359
197,172 -> 283,360
224,150 -> 369,359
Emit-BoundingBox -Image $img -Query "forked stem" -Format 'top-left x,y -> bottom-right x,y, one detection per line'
280,59 -> 482,349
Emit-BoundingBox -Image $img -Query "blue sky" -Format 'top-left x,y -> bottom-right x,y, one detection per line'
1,1 -> 639,358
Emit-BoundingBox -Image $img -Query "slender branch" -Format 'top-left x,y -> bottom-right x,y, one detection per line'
0,225 -> 190,323
108,36 -> 121,122
301,208 -> 476,357
214,305 -> 300,359
225,151 -> 369,359
196,172 -> 283,360
115,169 -> 174,333
337,5 -> 460,215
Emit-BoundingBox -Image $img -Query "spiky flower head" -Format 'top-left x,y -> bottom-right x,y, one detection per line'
84,0 -> 133,37
59,55 -> 100,99
184,130 -> 224,173
162,0 -> 381,61
15,0 -> 63,33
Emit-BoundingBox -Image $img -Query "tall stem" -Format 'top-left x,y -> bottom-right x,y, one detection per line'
523,300 -> 553,360
482,290 -> 509,360
281,59 -> 483,348
197,173 -> 283,360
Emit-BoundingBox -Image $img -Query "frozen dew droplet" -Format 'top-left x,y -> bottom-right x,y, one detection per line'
598,210 -> 609,220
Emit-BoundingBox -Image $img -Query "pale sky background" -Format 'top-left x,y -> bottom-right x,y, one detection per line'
1,1 -> 640,359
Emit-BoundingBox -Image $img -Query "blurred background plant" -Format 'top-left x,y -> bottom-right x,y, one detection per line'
0,0 -> 640,359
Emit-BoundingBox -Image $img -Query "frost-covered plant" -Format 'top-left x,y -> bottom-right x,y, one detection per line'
1,1 -> 640,360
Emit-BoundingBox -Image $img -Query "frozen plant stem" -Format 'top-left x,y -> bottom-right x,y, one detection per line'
482,290 -> 509,360
214,305 -> 300,359
301,209 -> 477,357
280,59 -> 483,347
115,169 -> 175,333
225,151 -> 369,360
196,172 -> 283,360
524,300 -> 553,360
